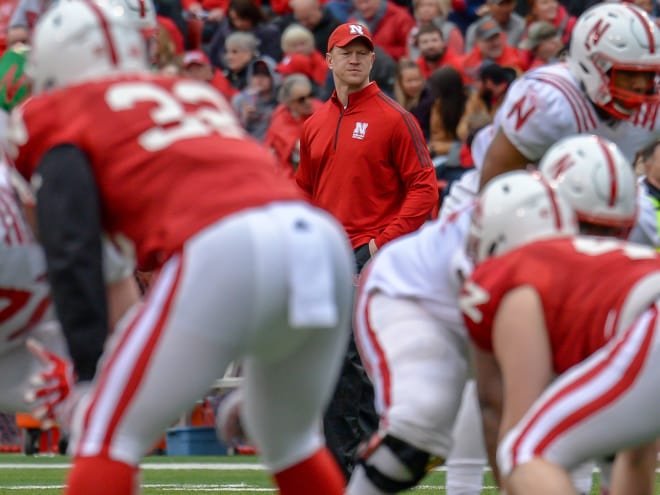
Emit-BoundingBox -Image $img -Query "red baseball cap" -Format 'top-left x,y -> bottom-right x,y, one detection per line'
276,54 -> 315,79
327,23 -> 374,52
183,50 -> 210,68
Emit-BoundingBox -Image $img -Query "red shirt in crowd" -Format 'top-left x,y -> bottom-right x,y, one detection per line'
296,82 -> 438,250
350,2 -> 416,61
415,48 -> 463,80
459,39 -> 525,85
264,99 -> 323,178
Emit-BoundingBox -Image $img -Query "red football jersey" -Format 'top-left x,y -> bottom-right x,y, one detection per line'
461,237 -> 660,373
9,75 -> 303,270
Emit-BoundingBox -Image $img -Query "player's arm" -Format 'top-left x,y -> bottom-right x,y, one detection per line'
471,343 -> 504,486
478,127 -> 530,190
375,116 -> 438,247
492,286 -> 554,478
35,144 -> 108,383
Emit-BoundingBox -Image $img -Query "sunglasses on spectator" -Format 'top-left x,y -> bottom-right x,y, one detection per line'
292,93 -> 312,103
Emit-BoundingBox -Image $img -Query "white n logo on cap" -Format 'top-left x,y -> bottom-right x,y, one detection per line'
349,24 -> 365,35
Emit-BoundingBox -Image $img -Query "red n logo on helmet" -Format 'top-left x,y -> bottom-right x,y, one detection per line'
507,95 -> 536,131
585,19 -> 610,50
547,153 -> 575,179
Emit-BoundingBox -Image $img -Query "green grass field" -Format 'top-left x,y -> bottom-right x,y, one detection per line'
1,453 -> 655,494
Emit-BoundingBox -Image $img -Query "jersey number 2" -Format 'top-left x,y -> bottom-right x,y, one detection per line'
105,81 -> 244,151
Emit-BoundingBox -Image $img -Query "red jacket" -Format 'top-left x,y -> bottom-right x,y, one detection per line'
459,40 -> 524,85
211,69 -> 237,100
416,48 -> 463,80
296,82 -> 438,249
350,2 -> 416,61
264,100 -> 323,178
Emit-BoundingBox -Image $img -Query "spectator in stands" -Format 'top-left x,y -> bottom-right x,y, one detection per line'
350,0 -> 416,61
521,0 -> 574,47
464,0 -> 524,52
222,31 -> 259,90
5,25 -> 28,49
265,74 -> 323,177
207,0 -> 281,69
279,23 -> 328,85
428,65 -> 468,166
407,0 -> 464,59
630,139 -> 660,249
181,0 -> 227,45
183,0 -> 227,23
182,49 -> 237,99
232,56 -> 280,140
394,58 -> 434,139
0,0 -> 20,53
415,23 -> 462,80
157,14 -> 186,54
467,61 -> 516,116
518,20 -> 563,70
459,15 -> 524,85
277,53 -> 323,95
151,17 -> 185,71
447,0 -> 485,35
278,0 -> 342,53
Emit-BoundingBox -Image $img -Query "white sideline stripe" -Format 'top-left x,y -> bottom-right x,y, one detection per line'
1,462 -> 660,473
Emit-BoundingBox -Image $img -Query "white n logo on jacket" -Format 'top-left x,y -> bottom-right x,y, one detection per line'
352,122 -> 368,140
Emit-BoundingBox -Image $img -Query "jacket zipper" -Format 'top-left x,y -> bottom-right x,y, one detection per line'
334,105 -> 346,150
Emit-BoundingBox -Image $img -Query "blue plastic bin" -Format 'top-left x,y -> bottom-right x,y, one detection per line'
165,426 -> 227,456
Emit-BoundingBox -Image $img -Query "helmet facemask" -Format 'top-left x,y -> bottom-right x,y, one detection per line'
590,52 -> 660,119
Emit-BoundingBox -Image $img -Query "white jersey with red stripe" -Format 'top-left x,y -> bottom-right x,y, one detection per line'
0,163 -> 55,355
354,207 -> 474,459
495,63 -> 660,163
362,206 -> 473,336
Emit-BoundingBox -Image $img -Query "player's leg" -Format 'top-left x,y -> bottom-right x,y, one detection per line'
498,305 -> 660,495
505,458 -> 577,495
346,291 -> 469,494
66,217 -> 262,495
239,203 -> 354,495
446,380 -> 488,495
608,442 -> 657,495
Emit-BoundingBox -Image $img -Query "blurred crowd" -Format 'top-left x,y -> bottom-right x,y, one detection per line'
5,0 -> 658,186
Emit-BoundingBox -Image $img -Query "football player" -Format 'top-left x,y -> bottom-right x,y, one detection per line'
345,134 -> 640,495
479,2 -> 660,188
462,170 -> 660,495
9,3 -> 355,495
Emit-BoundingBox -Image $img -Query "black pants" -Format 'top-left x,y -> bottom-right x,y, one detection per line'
323,243 -> 379,479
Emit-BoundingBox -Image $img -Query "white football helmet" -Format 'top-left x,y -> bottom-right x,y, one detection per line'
468,170 -> 578,263
57,0 -> 157,31
539,135 -> 637,238
568,2 -> 660,119
28,0 -> 149,94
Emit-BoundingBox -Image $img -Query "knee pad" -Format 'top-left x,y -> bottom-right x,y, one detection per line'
355,432 -> 443,493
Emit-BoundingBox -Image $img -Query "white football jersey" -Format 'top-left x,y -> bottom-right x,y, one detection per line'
0,164 -> 55,355
496,63 -> 660,163
363,207 -> 473,335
